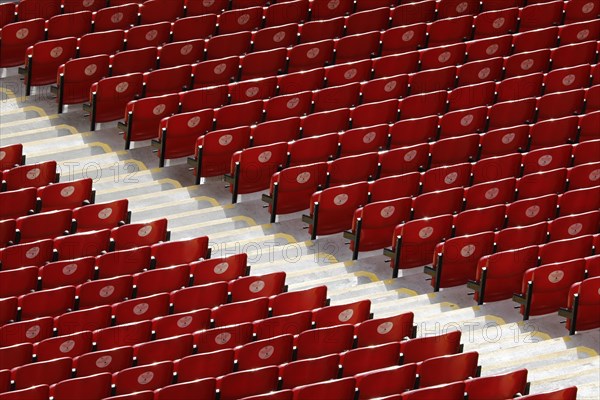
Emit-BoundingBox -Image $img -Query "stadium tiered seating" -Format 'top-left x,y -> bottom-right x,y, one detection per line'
1,0 -> 596,398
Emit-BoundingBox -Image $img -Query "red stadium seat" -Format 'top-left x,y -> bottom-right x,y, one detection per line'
172,14 -> 217,41
385,214 -> 454,277
16,0 -> 60,21
93,4 -> 138,31
94,321 -> 152,351
296,324 -> 354,359
288,39 -> 335,73
11,357 -> 71,390
488,98 -> 537,130
50,373 -> 112,400
279,354 -> 340,389
496,73 -> 544,102
54,305 -> 112,335
402,383 -> 465,400
346,7 -> 390,35
154,378 -> 216,400
303,181 -> 370,239
112,293 -> 169,324
0,187 -> 37,220
292,377 -> 356,399
537,89 -> 585,121
226,142 -> 288,203
176,349 -> 234,382
0,385 -> 49,400
54,229 -> 110,260
218,6 -> 263,34
133,265 -> 190,298
516,387 -> 577,400
150,236 -> 210,268
15,209 -> 72,243
466,369 -> 528,400
400,331 -> 462,365
158,40 -> 205,68
0,19 -> 45,68
334,31 -> 381,64
95,246 -> 151,279
474,7 -> 519,38
381,23 -> 427,56
399,90 -> 447,119
340,341 -> 400,377
495,221 -> 548,252
113,361 -> 174,395
2,161 -> 58,191
46,11 -> 92,40
466,35 -> 513,62
186,0 -> 228,15
514,258 -> 587,320
18,286 -> 75,320
110,47 -> 158,75
388,116 -> 437,148
217,366 -> 279,400
409,66 -> 457,95
73,346 -> 133,377
567,159 -> 600,190
327,152 -> 379,186
519,1 -> 564,32
457,57 -> 504,86
0,297 -> 18,326
133,334 -> 193,365
512,26 -> 559,53
206,31 -> 252,60
373,51 -> 420,78
262,162 -> 328,222
391,1 -> 436,26
73,199 -> 129,232
86,73 -> 144,131
428,15 -> 473,46
264,0 -> 308,26
0,266 -> 37,298
253,311 -> 312,340
110,219 -> 169,251
0,239 -> 53,270
427,231 -> 495,291
229,272 -> 287,302
55,55 -> 110,113
0,317 -> 53,346
558,186 -> 600,216
0,2 -> 15,28
419,43 -> 466,71
355,364 -> 417,399
38,256 -> 95,289
559,19 -> 600,45
78,30 -> 125,58
504,49 -> 551,78
235,334 -> 294,370
139,0 -> 184,23
152,308 -> 211,339
561,276 -> 600,335
189,253 -> 249,286
313,300 -> 371,328
212,297 -> 269,327
77,275 -> 133,309
0,342 -> 32,371
118,94 -> 180,150
190,127 -> 251,182
269,286 -> 328,316
345,197 -> 412,259
35,331 -> 93,361
37,178 -> 94,212
379,144 -> 430,177
126,22 -> 171,50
